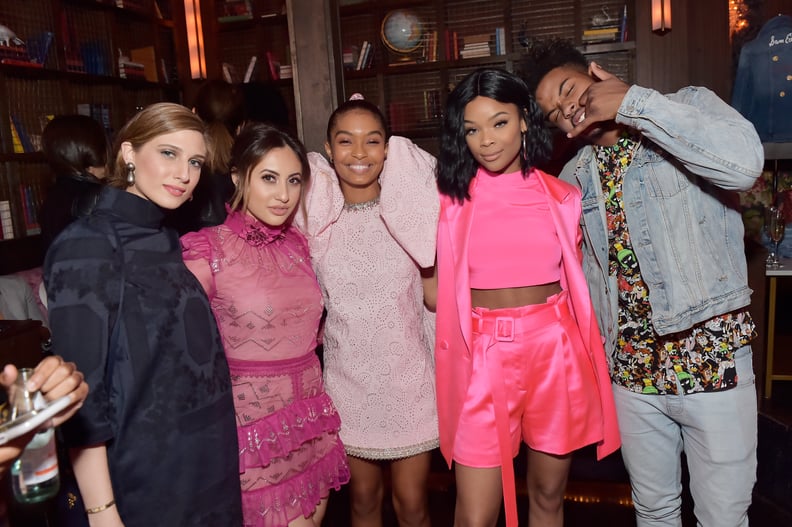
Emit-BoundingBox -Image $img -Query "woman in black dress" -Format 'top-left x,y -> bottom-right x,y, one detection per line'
44,102 -> 242,526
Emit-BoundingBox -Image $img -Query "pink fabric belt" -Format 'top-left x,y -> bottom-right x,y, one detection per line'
471,292 -> 569,527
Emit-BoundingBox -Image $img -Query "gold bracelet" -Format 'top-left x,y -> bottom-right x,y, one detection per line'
85,499 -> 116,515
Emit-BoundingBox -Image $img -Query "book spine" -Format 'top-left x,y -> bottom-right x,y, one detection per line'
243,56 -> 257,83
10,115 -> 33,153
266,51 -> 280,80
620,4 -> 629,42
9,118 -> 24,154
356,41 -> 368,71
0,200 -> 15,239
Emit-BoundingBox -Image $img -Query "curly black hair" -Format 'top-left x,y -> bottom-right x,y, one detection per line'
519,38 -> 588,95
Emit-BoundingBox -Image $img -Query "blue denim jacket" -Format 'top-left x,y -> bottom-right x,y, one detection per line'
560,85 -> 763,353
731,15 -> 792,142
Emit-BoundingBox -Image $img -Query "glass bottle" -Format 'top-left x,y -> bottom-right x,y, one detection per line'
9,367 -> 60,504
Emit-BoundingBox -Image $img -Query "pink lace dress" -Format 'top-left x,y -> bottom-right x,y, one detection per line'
297,136 -> 440,459
181,210 -> 350,527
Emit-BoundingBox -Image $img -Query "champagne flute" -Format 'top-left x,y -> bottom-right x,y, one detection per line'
766,206 -> 785,269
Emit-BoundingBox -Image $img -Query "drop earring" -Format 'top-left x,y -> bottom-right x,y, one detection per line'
521,132 -> 528,163
126,162 -> 135,185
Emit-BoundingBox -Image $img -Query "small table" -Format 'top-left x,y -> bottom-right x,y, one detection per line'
765,259 -> 792,398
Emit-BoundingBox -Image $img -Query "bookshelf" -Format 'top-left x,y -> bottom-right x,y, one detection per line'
0,0 -> 183,271
332,0 -> 636,155
202,0 -> 297,133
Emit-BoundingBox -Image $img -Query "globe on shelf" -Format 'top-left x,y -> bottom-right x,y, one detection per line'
381,10 -> 424,58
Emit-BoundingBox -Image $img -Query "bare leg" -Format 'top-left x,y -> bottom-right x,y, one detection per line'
390,451 -> 432,527
349,456 -> 385,527
526,449 -> 571,527
453,463 -> 503,527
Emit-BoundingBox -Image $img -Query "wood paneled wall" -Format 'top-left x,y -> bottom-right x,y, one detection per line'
633,0 -> 791,101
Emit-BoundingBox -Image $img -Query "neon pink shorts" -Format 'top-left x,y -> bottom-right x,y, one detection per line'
453,291 -> 605,468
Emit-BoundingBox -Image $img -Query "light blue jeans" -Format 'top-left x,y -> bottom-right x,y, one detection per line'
612,345 -> 757,527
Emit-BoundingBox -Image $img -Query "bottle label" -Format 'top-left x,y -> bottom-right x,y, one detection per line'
17,428 -> 59,485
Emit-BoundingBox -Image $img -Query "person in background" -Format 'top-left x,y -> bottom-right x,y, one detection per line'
240,81 -> 291,130
434,67 -> 619,527
182,123 -> 350,527
0,356 -> 88,475
297,95 -> 439,527
168,79 -> 246,234
0,274 -> 47,325
38,114 -> 108,251
44,102 -> 242,526
522,38 -> 763,527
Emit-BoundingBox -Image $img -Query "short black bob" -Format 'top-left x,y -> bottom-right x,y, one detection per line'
436,68 -> 551,202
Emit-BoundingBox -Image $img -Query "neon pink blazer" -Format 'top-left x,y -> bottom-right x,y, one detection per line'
435,168 -> 621,526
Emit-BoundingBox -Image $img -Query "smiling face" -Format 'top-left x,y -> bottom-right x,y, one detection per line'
234,146 -> 304,227
325,108 -> 388,203
534,65 -> 614,145
122,130 -> 206,209
463,96 -> 527,174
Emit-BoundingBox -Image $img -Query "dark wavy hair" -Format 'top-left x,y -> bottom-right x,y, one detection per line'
41,115 -> 108,176
326,97 -> 389,142
228,122 -> 310,217
437,68 -> 551,202
519,38 -> 588,95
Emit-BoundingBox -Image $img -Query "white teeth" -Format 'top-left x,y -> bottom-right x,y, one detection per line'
576,112 -> 586,125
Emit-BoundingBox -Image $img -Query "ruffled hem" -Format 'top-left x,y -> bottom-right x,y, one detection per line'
242,440 -> 351,527
238,392 -> 342,472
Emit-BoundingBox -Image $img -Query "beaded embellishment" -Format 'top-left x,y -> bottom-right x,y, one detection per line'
343,196 -> 380,212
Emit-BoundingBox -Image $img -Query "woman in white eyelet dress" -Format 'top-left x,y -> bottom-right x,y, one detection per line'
296,96 -> 440,527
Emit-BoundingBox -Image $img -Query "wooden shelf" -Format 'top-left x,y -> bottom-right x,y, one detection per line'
764,142 -> 792,161
579,40 -> 636,55
334,0 -> 636,153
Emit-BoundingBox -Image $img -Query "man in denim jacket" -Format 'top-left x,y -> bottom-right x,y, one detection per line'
522,39 -> 763,527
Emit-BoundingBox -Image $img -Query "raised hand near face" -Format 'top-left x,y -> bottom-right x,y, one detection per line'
567,62 -> 630,139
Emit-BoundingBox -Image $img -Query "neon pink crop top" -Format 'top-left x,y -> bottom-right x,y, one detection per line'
468,169 -> 561,289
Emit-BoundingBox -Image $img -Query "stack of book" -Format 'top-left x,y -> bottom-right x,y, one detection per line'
118,56 -> 146,80
354,41 -> 373,70
581,26 -> 620,44
459,34 -> 491,59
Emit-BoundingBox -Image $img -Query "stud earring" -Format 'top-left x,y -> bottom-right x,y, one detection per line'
126,162 -> 135,185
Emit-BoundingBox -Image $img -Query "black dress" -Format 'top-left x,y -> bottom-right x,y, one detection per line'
44,187 -> 242,526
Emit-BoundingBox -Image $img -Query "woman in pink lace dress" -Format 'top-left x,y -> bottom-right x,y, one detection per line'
181,123 -> 350,527
297,96 -> 440,527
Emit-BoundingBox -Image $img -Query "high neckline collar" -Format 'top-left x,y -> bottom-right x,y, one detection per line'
225,207 -> 287,247
97,186 -> 165,229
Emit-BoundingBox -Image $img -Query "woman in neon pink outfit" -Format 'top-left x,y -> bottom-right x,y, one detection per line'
434,68 -> 620,527
182,123 -> 350,527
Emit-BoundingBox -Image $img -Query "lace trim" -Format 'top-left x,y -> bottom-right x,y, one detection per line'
241,444 -> 350,527
344,437 -> 439,461
238,392 -> 342,471
343,196 -> 380,212
225,209 -> 286,247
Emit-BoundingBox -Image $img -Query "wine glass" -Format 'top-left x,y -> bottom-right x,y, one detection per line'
766,205 -> 786,269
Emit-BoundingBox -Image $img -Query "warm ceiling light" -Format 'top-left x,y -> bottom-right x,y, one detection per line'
184,0 -> 206,79
651,0 -> 671,35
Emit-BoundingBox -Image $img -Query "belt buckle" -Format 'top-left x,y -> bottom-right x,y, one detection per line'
494,316 -> 515,342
